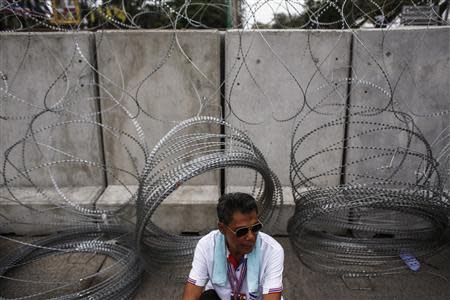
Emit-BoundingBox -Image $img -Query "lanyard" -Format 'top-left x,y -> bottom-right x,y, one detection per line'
227,258 -> 247,300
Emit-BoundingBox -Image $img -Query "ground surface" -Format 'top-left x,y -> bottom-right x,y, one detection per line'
1,237 -> 449,299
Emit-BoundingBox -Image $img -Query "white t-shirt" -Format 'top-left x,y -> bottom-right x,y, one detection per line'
187,230 -> 284,300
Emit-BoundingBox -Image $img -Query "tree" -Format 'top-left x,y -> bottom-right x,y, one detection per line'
0,0 -> 230,30
251,21 -> 271,29
272,0 -> 448,29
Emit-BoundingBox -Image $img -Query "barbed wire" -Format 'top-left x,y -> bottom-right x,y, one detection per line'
0,0 -> 449,298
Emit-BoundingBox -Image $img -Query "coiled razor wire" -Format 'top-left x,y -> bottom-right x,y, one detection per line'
135,116 -> 283,279
0,0 -> 449,296
289,105 -> 450,277
0,225 -> 143,300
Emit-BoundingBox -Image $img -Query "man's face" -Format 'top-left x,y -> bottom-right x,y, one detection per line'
220,210 -> 259,258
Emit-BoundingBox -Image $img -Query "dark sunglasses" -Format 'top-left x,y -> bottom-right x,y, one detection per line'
225,221 -> 263,238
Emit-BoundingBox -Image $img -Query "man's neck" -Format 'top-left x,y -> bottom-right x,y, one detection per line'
230,252 -> 243,264
226,242 -> 243,263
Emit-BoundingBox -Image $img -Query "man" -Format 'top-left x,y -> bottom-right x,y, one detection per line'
183,192 -> 284,300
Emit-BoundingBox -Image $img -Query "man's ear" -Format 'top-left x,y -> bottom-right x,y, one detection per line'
218,222 -> 225,234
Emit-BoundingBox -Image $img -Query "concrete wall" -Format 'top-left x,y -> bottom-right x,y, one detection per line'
94,30 -> 222,233
224,30 -> 352,234
0,32 -> 104,187
0,186 -> 103,234
0,32 -> 105,234
346,27 -> 449,185
225,30 -> 351,193
0,28 -> 448,234
96,30 -> 221,186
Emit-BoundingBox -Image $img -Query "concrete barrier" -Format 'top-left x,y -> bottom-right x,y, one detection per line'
224,30 -> 352,232
95,30 -> 222,231
0,29 -> 448,235
95,185 -> 219,234
0,32 -> 105,234
224,30 -> 351,187
95,30 -> 222,186
346,27 -> 450,185
0,32 -> 105,188
0,186 -> 103,235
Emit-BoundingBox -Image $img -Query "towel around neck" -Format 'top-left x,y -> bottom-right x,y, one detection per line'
211,232 -> 261,293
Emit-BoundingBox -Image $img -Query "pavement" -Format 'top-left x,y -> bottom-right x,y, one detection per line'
1,236 -> 449,299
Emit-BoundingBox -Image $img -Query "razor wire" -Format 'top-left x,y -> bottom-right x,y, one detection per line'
0,225 -> 143,300
0,0 -> 449,298
135,116 -> 283,279
289,104 -> 449,277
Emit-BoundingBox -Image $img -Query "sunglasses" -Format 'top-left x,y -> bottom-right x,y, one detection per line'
224,221 -> 263,238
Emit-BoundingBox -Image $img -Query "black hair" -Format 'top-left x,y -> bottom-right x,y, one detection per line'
217,193 -> 258,225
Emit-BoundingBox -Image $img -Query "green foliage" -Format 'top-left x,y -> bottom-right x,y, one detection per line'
251,21 -> 272,29
0,0 -> 229,30
271,0 -> 425,29
80,0 -> 228,29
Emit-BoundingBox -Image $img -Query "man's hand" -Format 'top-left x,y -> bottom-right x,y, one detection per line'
263,293 -> 282,300
182,282 -> 204,300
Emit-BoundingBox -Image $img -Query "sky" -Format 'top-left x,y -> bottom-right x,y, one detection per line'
243,0 -> 306,26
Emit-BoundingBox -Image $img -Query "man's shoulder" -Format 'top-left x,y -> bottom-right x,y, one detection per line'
259,232 -> 284,254
196,229 -> 219,251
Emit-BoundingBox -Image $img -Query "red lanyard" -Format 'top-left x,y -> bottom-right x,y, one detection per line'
227,258 -> 247,300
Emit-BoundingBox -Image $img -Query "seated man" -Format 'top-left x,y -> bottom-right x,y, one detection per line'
183,192 -> 284,300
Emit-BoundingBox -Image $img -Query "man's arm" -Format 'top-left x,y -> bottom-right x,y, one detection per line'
182,282 -> 204,300
262,242 -> 284,300
183,236 -> 210,300
263,293 -> 282,300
